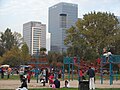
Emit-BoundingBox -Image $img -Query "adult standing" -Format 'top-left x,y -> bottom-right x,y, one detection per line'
79,69 -> 83,80
87,67 -> 95,90
27,70 -> 31,83
7,67 -> 12,79
79,69 -> 86,81
1,67 -> 4,79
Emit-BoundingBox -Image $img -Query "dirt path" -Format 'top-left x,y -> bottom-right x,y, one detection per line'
0,80 -> 120,89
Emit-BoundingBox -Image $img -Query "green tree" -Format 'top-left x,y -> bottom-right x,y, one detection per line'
0,44 -> 5,56
65,12 -> 120,60
0,28 -> 15,51
47,51 -> 63,64
13,32 -> 23,47
1,46 -> 24,67
21,43 -> 30,62
40,47 -> 47,55
0,28 -> 23,56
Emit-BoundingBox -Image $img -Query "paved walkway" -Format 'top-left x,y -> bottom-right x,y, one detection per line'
0,80 -> 120,89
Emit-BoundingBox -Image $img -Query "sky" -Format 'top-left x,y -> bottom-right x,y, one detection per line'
0,0 -> 120,51
0,0 -> 120,35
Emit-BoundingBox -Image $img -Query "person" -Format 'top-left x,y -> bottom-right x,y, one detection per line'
49,73 -> 54,87
73,56 -> 77,63
27,71 -> 31,83
54,78 -> 60,88
64,80 -> 69,88
20,76 -> 27,88
103,48 -> 112,62
19,68 -> 24,82
79,69 -> 83,80
103,48 -> 108,56
39,72 -> 46,86
79,69 -> 86,81
1,67 -> 4,79
87,67 -> 95,90
16,75 -> 28,90
7,67 -> 12,79
52,83 -> 56,89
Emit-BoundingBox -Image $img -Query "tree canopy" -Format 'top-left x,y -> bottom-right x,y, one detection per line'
0,28 -> 29,66
64,12 -> 120,60
0,28 -> 23,56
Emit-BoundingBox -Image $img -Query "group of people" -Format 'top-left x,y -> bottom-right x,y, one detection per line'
48,73 -> 70,89
79,66 -> 95,90
48,73 -> 60,89
78,47 -> 112,90
0,67 -> 12,79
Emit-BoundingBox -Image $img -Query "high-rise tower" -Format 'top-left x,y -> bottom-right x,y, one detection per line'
23,21 -> 46,55
49,2 -> 78,52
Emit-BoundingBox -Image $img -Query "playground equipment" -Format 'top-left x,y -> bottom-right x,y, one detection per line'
100,55 -> 120,85
62,56 -> 80,81
28,50 -> 48,83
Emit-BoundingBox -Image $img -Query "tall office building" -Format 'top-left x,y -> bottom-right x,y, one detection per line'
117,16 -> 120,27
49,2 -> 78,52
23,21 -> 46,55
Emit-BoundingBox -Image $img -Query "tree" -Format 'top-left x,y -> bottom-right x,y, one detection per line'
47,51 -> 63,64
40,47 -> 47,55
13,32 -> 23,47
0,28 -> 15,51
0,44 -> 5,56
0,28 -> 23,56
21,43 -> 30,62
65,12 -> 120,60
1,46 -> 24,67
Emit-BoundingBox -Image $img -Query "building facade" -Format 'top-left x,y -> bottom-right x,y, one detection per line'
117,16 -> 120,27
23,21 -> 46,55
49,2 -> 78,52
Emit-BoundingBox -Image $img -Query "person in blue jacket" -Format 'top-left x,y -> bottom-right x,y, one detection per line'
87,67 -> 95,90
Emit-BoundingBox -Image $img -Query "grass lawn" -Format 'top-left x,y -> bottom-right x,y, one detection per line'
28,88 -> 120,90
0,75 -> 36,80
1,88 -> 120,90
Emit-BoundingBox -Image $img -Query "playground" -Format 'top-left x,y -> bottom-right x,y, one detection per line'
1,50 -> 120,90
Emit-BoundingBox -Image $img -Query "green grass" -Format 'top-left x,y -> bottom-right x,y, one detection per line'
0,75 -> 36,80
1,88 -> 120,90
26,88 -> 120,90
29,88 -> 77,90
1,87 -> 120,90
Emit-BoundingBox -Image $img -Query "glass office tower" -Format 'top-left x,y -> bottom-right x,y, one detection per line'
49,2 -> 78,52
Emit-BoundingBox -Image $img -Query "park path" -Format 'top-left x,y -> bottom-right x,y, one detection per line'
0,80 -> 120,89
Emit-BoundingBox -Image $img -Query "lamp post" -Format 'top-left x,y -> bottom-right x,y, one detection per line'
35,49 -> 39,83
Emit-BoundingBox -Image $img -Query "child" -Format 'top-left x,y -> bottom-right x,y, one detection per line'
52,83 -> 56,89
64,80 -> 69,88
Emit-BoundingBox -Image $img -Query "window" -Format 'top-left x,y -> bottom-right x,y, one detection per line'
59,14 -> 67,28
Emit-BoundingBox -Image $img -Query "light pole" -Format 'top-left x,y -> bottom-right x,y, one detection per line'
35,49 -> 39,83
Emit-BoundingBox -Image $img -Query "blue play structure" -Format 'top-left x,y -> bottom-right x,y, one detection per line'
29,50 -> 48,83
100,55 -> 120,85
62,56 -> 80,81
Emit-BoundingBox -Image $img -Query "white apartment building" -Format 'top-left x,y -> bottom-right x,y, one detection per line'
23,21 -> 46,55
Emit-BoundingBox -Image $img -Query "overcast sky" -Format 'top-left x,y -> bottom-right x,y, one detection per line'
0,0 -> 120,35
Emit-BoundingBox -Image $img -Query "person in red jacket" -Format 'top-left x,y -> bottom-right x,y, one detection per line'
79,69 -> 86,80
49,73 -> 54,87
27,71 -> 31,83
